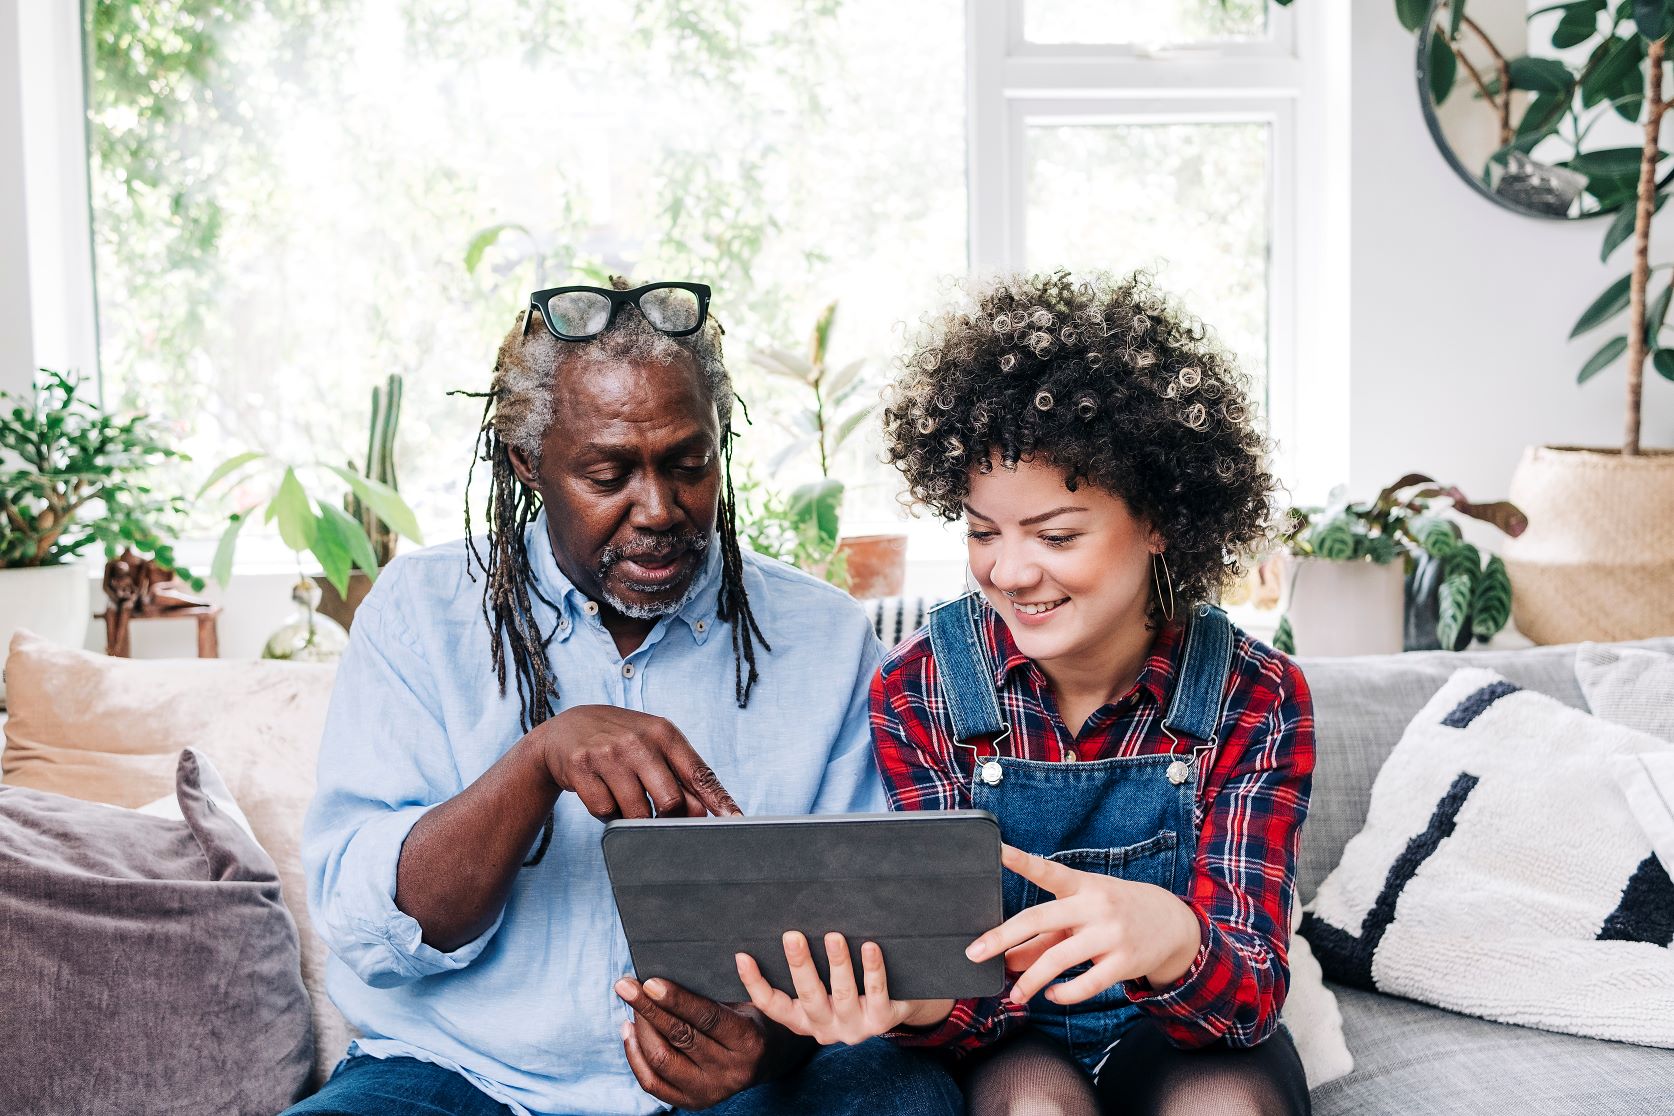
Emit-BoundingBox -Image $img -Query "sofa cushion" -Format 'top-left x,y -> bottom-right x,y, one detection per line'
0,628 -> 349,1087
0,749 -> 313,1115
1291,636 -> 1674,903
1577,644 -> 1674,742
1312,983 -> 1674,1116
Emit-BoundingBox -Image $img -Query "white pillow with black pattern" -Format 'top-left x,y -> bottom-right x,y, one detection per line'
1300,667 -> 1674,1048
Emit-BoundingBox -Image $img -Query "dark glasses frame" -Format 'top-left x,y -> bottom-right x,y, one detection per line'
524,281 -> 712,342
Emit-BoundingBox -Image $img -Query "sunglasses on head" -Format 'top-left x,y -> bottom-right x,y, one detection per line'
524,281 -> 712,342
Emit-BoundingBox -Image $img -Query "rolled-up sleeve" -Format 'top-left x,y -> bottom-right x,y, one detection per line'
303,561 -> 505,987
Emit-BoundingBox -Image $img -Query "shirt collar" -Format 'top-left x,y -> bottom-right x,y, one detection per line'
526,508 -> 724,645
984,596 -> 1184,709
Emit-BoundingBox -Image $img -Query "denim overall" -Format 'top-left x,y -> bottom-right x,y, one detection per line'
927,593 -> 1234,1078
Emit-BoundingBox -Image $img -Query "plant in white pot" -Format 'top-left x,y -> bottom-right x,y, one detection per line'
751,301 -> 905,597
1274,474 -> 1525,657
1505,0 -> 1674,642
0,371 -> 198,700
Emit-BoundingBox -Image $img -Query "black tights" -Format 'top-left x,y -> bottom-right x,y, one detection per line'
961,1020 -> 1310,1116
1092,1019 -> 1309,1116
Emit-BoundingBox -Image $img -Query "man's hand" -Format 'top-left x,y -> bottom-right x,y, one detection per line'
535,705 -> 740,820
615,976 -> 794,1109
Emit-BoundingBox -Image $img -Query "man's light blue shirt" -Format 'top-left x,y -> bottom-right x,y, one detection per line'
303,511 -> 887,1116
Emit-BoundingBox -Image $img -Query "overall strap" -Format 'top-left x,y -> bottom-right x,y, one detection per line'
927,592 -> 1007,741
1162,602 -> 1235,744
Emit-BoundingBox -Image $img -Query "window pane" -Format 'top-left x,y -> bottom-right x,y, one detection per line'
1024,122 -> 1270,404
85,0 -> 964,543
1024,0 -> 1269,45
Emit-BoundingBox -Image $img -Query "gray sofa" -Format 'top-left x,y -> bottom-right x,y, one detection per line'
964,635 -> 1674,1116
1292,636 -> 1674,1116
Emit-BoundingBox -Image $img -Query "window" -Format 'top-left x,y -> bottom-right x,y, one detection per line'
82,0 -> 1309,565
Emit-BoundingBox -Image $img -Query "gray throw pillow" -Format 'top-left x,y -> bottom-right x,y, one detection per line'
0,748 -> 313,1115
1577,643 -> 1674,742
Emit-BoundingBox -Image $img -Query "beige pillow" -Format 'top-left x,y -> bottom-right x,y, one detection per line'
1,628 -> 349,1088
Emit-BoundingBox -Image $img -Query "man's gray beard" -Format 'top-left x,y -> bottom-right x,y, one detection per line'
596,534 -> 711,620
600,570 -> 705,620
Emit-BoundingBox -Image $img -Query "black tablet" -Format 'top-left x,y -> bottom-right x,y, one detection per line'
601,810 -> 1004,1003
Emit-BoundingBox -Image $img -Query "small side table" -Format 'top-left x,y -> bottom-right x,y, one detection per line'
102,604 -> 222,658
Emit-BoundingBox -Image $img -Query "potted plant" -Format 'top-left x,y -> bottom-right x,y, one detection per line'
312,373 -> 403,629
197,450 -> 422,661
1401,0 -> 1674,640
0,370 -> 198,698
1274,474 -> 1524,657
751,301 -> 904,597
735,471 -> 849,589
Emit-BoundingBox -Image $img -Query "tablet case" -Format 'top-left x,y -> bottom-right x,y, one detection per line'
602,811 -> 1005,1003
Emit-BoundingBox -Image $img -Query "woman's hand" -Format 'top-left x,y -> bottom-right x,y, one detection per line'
966,844 -> 1203,1006
735,931 -> 954,1045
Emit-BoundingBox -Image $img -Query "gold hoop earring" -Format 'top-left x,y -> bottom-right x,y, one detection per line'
1152,552 -> 1177,623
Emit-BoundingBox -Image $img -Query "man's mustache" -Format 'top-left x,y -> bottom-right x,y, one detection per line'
597,532 -> 710,573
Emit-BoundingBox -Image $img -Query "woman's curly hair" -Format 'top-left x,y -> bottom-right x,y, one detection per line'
882,269 -> 1278,623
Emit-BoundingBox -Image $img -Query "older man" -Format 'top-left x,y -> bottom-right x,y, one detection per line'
287,281 -> 961,1116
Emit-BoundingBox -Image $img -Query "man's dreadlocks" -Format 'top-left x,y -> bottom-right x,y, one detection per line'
461,282 -> 768,865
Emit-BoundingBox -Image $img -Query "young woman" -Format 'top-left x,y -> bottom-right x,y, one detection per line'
735,271 -> 1315,1114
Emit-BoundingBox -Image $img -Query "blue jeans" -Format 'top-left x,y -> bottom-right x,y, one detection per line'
283,1040 -> 962,1116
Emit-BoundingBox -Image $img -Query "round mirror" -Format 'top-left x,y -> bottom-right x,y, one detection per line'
1417,0 -> 1672,219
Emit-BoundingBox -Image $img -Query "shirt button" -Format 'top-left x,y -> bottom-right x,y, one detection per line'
695,619 -> 707,634
1062,749 -> 1077,763
622,663 -> 635,679
584,601 -> 600,616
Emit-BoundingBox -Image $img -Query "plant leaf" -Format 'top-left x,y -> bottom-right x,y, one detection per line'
1567,146 -> 1666,178
1430,30 -> 1459,105
320,500 -> 382,578
1602,190 -> 1669,260
824,358 -> 866,402
210,509 -> 255,588
464,223 -> 526,275
1577,334 -> 1629,382
1469,556 -> 1514,640
325,465 -> 424,544
1581,35 -> 1642,109
1655,348 -> 1674,379
195,451 -> 265,499
1636,0 -> 1674,40
1571,274 -> 1633,337
751,347 -> 816,383
272,467 -> 318,553
1554,3 -> 1602,48
1647,282 -> 1673,344
1396,0 -> 1430,32
309,505 -> 353,597
787,478 -> 844,550
1438,572 -> 1475,651
1506,56 -> 1572,93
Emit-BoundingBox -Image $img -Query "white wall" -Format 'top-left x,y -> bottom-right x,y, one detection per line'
1348,4 -> 1674,503
0,2 -> 35,396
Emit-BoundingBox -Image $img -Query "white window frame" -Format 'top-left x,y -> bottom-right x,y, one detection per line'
965,0 -> 1330,498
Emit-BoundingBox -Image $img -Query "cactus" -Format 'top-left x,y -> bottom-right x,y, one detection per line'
345,373 -> 403,567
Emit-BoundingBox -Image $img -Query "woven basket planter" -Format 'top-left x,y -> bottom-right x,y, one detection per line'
1502,445 -> 1674,643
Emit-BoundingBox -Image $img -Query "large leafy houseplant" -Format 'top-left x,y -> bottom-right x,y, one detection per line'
1,370 -> 197,584
1393,0 -> 1674,452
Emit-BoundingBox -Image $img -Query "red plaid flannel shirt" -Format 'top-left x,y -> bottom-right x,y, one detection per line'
871,604 -> 1314,1054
